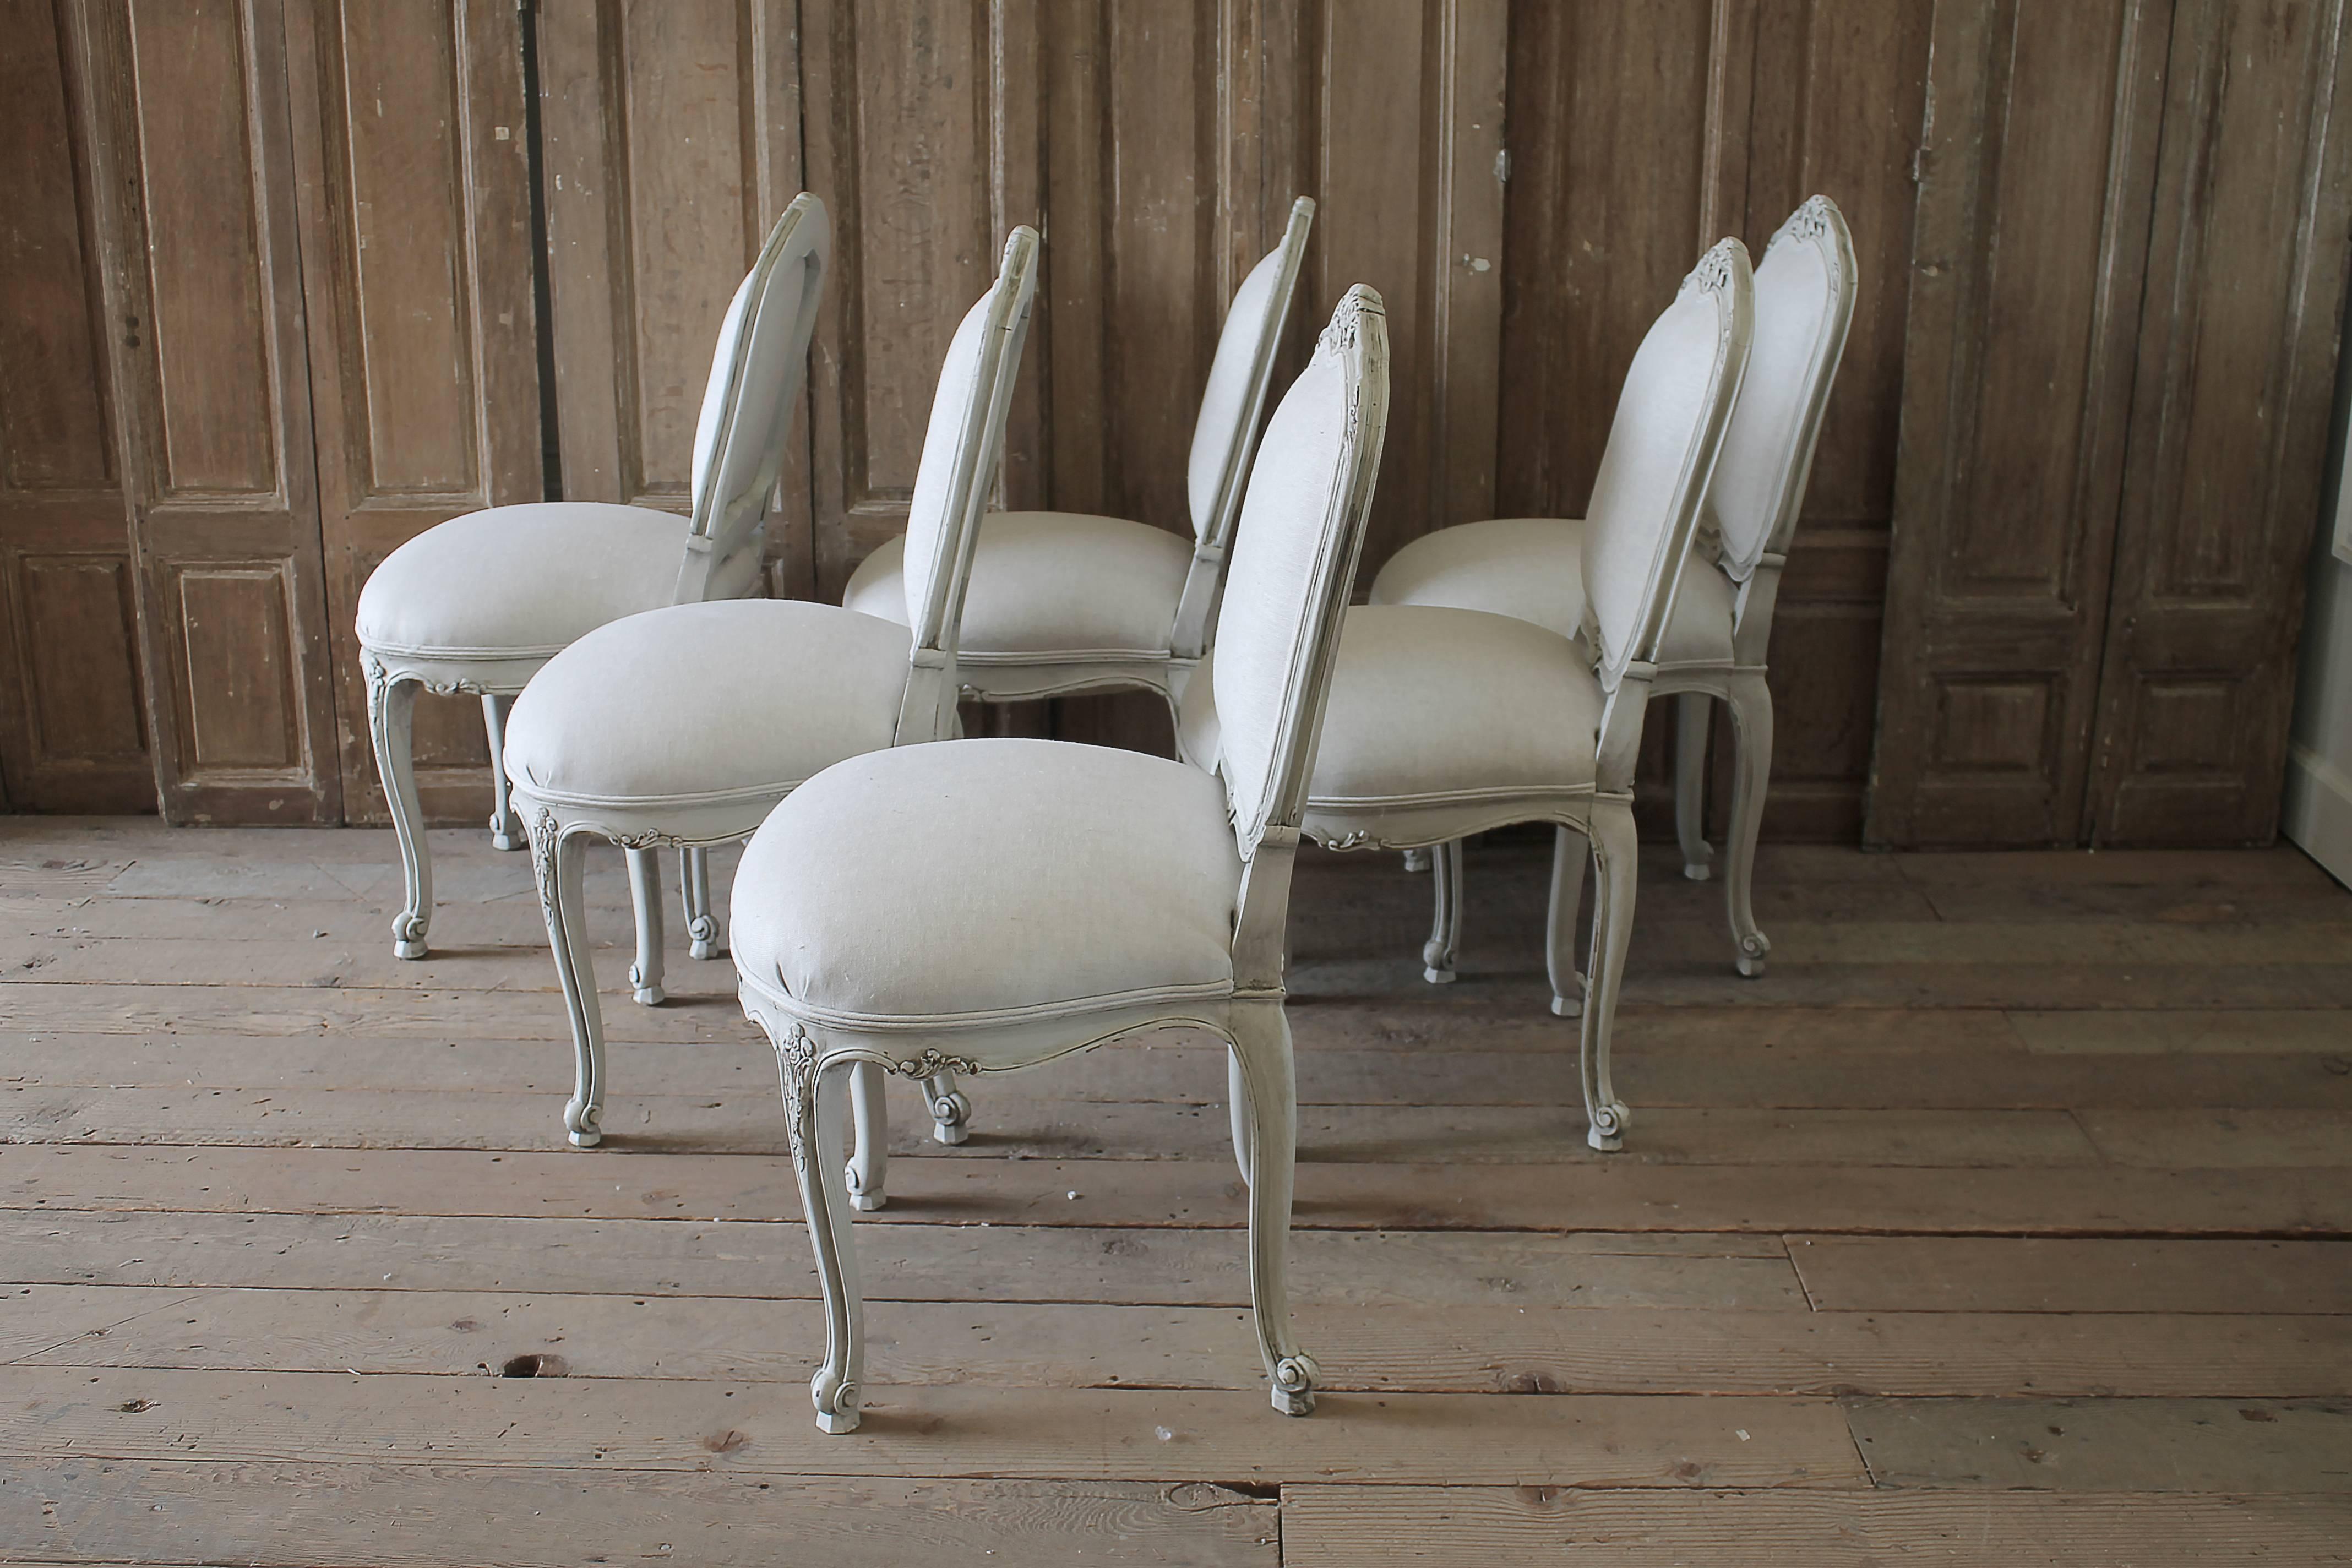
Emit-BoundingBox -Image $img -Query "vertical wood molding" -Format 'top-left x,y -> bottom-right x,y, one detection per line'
1866,0 -> 2168,847
0,0 -> 153,813
81,0 -> 342,825
2086,0 -> 2352,846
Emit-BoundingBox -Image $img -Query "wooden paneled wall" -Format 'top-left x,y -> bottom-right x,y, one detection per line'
1,0 -> 2345,850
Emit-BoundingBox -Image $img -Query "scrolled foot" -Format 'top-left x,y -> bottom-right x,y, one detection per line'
491,829 -> 521,852
688,915 -> 721,962
629,963 -> 666,1008
1735,935 -> 1770,979
928,1088 -> 973,1147
812,1369 -> 861,1434
1550,980 -> 1586,1019
1683,859 -> 1713,882
1270,1353 -> 1320,1417
1402,847 -> 1431,873
1585,1099 -> 1630,1153
390,912 -> 428,962
845,1159 -> 886,1213
565,1099 -> 602,1150
1422,965 -> 1457,985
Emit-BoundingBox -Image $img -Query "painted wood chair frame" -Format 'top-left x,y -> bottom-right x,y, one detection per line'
1381,197 -> 1857,986
358,194 -> 831,1000
507,227 -> 1041,1161
841,198 -> 1316,716
1189,242 -> 1754,1152
732,286 -> 1391,1433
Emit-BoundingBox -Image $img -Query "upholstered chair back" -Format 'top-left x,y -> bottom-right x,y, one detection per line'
1708,195 -> 1858,583
683,194 -> 830,598
1188,198 -> 1318,551
1578,238 -> 1754,692
1212,286 -> 1392,853
899,227 -> 1043,658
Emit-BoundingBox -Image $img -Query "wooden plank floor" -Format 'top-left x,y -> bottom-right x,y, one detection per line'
3,818 -> 2350,1565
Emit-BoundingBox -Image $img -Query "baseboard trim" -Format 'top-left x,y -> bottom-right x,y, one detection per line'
2283,742 -> 2352,888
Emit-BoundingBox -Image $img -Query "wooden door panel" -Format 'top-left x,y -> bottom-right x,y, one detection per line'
286,0 -> 541,826
540,0 -> 812,594
1866,0 -> 2168,846
2087,0 -> 2352,845
0,0 -> 152,812
89,0 -> 341,824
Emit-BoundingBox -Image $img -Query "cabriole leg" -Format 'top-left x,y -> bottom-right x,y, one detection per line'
1227,1003 -> 1317,1415
1545,824 -> 1588,1019
923,1070 -> 972,1146
1422,839 -> 1464,983
367,661 -> 432,960
1580,802 -> 1639,1152
1675,691 -> 1714,881
680,847 -> 721,959
1725,669 -> 1776,978
845,1059 -> 889,1212
780,1049 -> 865,1434
531,819 -> 607,1149
625,848 -> 666,1006
482,694 -> 523,851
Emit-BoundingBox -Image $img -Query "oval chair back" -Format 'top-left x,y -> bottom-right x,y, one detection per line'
677,192 -> 832,603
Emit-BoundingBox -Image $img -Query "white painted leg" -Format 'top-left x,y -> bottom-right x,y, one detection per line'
844,1059 -> 889,1213
625,847 -> 666,1006
1422,838 -> 1463,984
365,659 -> 432,960
680,847 -> 720,959
1579,801 -> 1638,1152
482,694 -> 524,851
1725,669 -> 1776,978
530,818 -> 607,1149
1227,1047 -> 1254,1188
1545,824 -> 1588,1019
1401,846 -> 1431,873
923,1070 -> 972,1146
1227,1003 -> 1317,1415
1676,691 -> 1714,881
778,1048 -> 864,1433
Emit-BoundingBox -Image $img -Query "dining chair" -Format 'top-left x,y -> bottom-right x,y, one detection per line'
727,285 -> 1391,1433
502,227 -> 1041,1164
840,198 -> 1315,721
1182,241 -> 1753,1152
356,194 -> 830,1001
1371,196 -> 1856,982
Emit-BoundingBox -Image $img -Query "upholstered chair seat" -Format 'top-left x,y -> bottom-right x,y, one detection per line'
728,286 -> 1391,1434
732,738 -> 1241,1027
1296,607 -> 1608,803
503,227 -> 1040,1158
1370,517 -> 1737,669
503,601 -> 910,812
357,195 -> 831,970
355,503 -> 699,669
841,510 -> 1193,662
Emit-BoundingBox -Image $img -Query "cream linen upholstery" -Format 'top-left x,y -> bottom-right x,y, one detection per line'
1193,241 -> 1753,1161
502,227 -> 1039,1159
842,511 -> 1192,660
356,503 -> 696,662
503,601 -> 909,811
839,197 -> 1316,705
1303,607 -> 1607,806
357,194 -> 830,966
732,738 -> 1240,1028
1363,198 -> 1856,978
1369,517 -> 1735,669
726,286 -> 1391,1435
